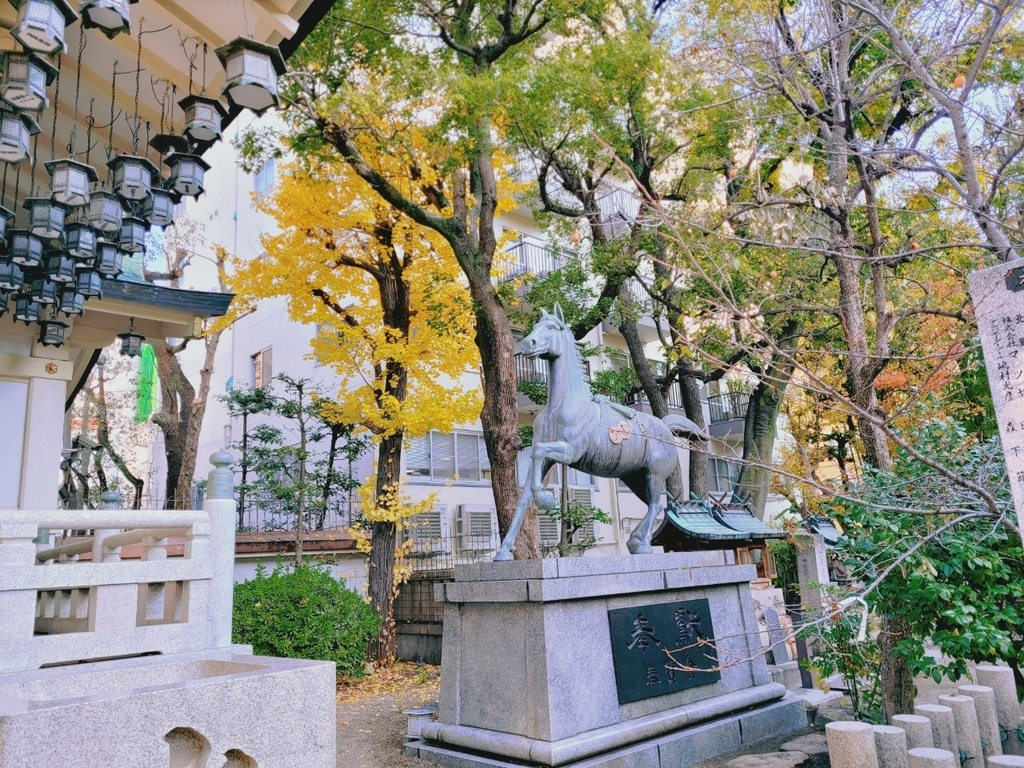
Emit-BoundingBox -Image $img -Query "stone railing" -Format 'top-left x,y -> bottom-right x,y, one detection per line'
825,665 -> 1024,768
0,452 -> 236,674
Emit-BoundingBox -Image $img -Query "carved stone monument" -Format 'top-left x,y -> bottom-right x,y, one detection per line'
407,552 -> 807,768
969,261 -> 1024,548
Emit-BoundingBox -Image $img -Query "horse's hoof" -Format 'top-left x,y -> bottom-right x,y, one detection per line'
627,536 -> 652,555
535,490 -> 557,510
494,549 -> 513,562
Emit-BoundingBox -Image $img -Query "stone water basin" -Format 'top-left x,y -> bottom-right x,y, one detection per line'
0,655 -> 268,711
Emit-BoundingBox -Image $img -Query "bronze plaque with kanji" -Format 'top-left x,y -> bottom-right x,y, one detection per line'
607,598 -> 720,704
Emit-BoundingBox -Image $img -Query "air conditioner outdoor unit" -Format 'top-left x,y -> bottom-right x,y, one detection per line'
406,504 -> 446,555
456,504 -> 495,551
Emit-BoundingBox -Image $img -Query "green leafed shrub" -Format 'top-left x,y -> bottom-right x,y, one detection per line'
233,561 -> 380,677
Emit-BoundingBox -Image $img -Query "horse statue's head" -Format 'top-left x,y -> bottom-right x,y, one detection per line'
520,303 -> 572,361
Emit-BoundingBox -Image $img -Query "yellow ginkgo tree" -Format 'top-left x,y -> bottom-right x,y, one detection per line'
229,155 -> 481,664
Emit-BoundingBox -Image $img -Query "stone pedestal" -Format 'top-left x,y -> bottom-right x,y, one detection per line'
408,552 -> 807,768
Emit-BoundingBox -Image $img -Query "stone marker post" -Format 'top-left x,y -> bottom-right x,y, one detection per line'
968,262 -> 1024,549
826,721 -> 880,768
206,450 -> 236,649
892,715 -> 934,751
914,705 -> 958,757
907,748 -> 956,768
975,665 -> 1024,756
874,724 -> 910,768
937,694 -> 983,768
957,684 -> 1002,760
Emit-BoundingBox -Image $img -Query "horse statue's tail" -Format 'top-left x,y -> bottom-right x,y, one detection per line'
663,414 -> 709,441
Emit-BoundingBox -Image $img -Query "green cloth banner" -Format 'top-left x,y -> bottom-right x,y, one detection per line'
135,343 -> 156,424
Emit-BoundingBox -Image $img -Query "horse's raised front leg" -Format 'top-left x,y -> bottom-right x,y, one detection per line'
627,471 -> 667,555
494,479 -> 535,561
530,441 -> 573,510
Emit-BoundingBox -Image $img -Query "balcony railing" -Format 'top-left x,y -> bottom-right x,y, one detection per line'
499,239 -> 567,283
708,392 -> 750,424
625,380 -> 686,410
515,352 -> 591,384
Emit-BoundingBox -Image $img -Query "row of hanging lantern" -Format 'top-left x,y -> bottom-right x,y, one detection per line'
0,0 -> 285,352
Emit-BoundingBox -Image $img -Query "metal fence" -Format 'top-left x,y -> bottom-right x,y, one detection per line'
404,532 -> 502,572
234,489 -> 363,533
708,392 -> 750,424
499,239 -> 567,282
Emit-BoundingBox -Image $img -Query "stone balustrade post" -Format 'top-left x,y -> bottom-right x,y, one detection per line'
0,520 -> 42,641
205,451 -> 236,649
93,490 -> 123,563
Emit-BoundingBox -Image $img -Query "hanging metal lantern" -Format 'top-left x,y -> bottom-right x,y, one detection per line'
14,294 -> 42,324
0,258 -> 25,290
56,286 -> 84,316
24,197 -> 68,243
0,205 -> 14,251
45,158 -> 98,207
107,154 -> 158,202
45,251 -> 75,283
87,188 -> 123,234
10,0 -> 79,55
0,109 -> 40,164
65,221 -> 96,261
76,267 -> 102,297
79,0 -> 138,39
118,215 -> 146,253
164,152 -> 209,199
0,52 -> 59,112
94,239 -> 122,276
29,275 -> 59,304
215,38 -> 286,115
8,229 -> 44,267
118,316 -> 144,357
139,185 -> 175,227
0,288 -> 10,316
38,316 -> 68,347
178,94 -> 228,145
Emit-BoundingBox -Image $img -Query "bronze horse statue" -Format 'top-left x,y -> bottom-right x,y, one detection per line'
495,305 -> 707,561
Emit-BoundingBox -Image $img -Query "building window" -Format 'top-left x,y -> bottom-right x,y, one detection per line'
254,157 -> 275,199
408,431 -> 491,483
251,346 -> 273,389
708,457 -> 740,497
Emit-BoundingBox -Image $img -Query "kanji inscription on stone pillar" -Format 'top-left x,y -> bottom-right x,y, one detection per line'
969,261 -> 1024,547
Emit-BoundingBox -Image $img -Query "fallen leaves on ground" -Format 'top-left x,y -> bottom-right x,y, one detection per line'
336,660 -> 440,707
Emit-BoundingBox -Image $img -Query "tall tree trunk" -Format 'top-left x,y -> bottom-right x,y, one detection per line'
733,330 -> 798,518
472,284 -> 540,558
679,369 -> 709,499
732,381 -> 784,519
152,343 -> 195,509
618,314 -> 686,501
878,614 -> 916,723
367,431 -> 402,664
171,329 -> 223,508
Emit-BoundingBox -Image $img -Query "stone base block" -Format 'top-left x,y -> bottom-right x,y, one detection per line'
0,649 -> 336,768
769,661 -> 803,690
407,697 -> 808,768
